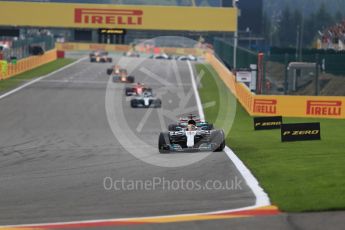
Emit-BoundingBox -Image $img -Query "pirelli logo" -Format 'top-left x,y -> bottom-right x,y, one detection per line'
253,99 -> 277,114
75,8 -> 143,26
306,100 -> 342,116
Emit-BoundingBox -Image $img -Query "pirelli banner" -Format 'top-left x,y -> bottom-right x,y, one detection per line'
252,96 -> 345,119
0,1 -> 237,32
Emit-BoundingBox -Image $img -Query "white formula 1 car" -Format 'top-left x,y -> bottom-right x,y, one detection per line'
176,55 -> 197,61
130,91 -> 161,108
158,115 -> 225,153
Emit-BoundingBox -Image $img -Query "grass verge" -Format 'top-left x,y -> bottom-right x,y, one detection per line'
0,58 -> 75,93
196,63 -> 345,212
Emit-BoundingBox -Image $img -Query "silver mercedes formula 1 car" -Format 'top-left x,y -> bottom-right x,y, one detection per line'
130,90 -> 161,108
158,115 -> 225,153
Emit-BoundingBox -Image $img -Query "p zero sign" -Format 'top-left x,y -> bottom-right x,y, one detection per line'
254,116 -> 282,131
0,1 -> 237,32
281,123 -> 321,142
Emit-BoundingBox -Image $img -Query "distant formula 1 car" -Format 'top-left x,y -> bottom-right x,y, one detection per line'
130,91 -> 161,108
125,83 -> 152,96
90,51 -> 112,63
176,55 -> 197,61
150,53 -> 171,60
158,115 -> 225,153
112,69 -> 135,83
107,65 -> 122,75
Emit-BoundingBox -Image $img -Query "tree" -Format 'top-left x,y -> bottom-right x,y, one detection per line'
335,10 -> 343,23
303,13 -> 317,47
278,5 -> 292,46
315,2 -> 334,30
262,12 -> 271,42
278,5 -> 302,47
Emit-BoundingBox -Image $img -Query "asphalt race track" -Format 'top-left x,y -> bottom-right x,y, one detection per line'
0,55 -> 256,226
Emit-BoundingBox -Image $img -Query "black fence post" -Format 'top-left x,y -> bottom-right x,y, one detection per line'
315,54 -> 320,96
284,53 -> 289,95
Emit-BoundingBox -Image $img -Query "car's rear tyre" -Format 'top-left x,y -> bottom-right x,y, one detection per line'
108,58 -> 113,63
130,99 -> 138,108
106,69 -> 113,75
127,76 -> 135,83
125,87 -> 133,96
203,124 -> 214,130
168,124 -> 179,131
159,132 -> 171,154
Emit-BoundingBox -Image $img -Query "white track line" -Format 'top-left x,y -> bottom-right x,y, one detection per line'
0,56 -> 87,100
187,61 -> 270,207
223,147 -> 270,206
187,61 -> 205,121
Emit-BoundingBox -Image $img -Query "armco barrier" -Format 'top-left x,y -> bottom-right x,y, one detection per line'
56,42 -> 130,53
205,53 -> 345,119
0,49 -> 57,80
205,52 -> 253,113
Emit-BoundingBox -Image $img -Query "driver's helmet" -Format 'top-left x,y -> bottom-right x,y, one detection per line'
188,119 -> 196,126
142,91 -> 150,97
187,120 -> 197,131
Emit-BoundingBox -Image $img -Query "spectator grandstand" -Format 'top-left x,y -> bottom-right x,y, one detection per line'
318,19 -> 345,50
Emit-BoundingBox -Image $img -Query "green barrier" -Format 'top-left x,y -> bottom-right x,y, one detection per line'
269,47 -> 345,76
11,57 -> 17,64
214,37 -> 257,69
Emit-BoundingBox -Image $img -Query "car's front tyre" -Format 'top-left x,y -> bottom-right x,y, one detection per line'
130,99 -> 138,108
211,130 -> 225,152
158,132 -> 171,154
168,124 -> 179,131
